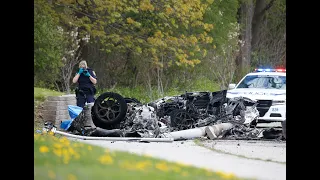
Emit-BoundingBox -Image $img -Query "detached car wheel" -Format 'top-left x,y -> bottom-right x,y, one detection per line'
91,92 -> 127,129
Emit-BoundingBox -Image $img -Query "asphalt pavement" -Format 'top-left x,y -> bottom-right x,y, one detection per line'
73,138 -> 286,180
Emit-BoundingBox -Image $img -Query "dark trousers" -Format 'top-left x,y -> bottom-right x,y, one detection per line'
76,89 -> 95,108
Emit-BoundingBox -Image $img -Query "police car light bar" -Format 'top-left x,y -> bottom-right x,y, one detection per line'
254,68 -> 286,72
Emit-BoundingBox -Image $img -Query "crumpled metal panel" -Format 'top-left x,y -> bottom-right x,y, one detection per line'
118,92 -> 262,139
121,104 -> 162,138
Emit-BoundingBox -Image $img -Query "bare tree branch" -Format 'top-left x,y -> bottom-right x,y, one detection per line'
260,0 -> 276,16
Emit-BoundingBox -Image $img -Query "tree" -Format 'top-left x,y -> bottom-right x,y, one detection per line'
59,26 -> 90,94
52,0 -> 216,91
206,23 -> 240,90
34,0 -> 65,89
200,0 -> 240,89
235,0 -> 285,80
251,0 -> 286,67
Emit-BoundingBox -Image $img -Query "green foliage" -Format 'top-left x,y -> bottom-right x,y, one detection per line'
34,0 -> 66,88
55,0 -> 215,68
34,87 -> 65,102
203,0 -> 239,50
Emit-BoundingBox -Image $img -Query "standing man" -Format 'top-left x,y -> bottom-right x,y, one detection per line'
72,60 -> 97,108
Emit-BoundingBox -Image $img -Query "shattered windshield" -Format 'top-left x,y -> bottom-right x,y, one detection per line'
236,75 -> 286,90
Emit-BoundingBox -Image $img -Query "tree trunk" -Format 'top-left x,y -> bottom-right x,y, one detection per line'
251,0 -> 267,49
235,0 -> 254,80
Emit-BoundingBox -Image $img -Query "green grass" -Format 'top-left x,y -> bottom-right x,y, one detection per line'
34,87 -> 66,129
34,87 -> 65,102
34,133 -> 251,180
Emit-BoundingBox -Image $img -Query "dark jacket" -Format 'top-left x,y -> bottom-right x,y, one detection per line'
77,68 -> 97,95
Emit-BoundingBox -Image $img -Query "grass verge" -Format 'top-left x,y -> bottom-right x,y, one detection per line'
34,133 -> 252,180
34,87 -> 66,129
34,87 -> 65,102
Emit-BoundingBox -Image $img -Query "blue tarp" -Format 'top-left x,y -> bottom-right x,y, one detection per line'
60,105 -> 83,130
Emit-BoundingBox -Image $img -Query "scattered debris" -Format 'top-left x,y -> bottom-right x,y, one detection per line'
43,90 -> 285,141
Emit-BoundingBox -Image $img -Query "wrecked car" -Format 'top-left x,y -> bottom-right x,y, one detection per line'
55,88 -> 285,141
90,90 -> 256,130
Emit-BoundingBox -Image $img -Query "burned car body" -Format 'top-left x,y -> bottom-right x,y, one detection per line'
54,88 -> 288,140
148,91 -> 227,130
91,90 -> 236,130
72,90 -> 282,140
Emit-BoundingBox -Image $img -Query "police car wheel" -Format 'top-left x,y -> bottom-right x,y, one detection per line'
282,120 -> 286,139
91,92 -> 128,128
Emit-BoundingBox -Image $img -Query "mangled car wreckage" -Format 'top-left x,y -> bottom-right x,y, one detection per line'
44,89 -> 285,141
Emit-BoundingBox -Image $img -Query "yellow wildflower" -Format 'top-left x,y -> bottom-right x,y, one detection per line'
155,162 -> 169,172
63,149 -> 70,164
68,147 -> 76,155
98,154 -> 113,165
119,161 -> 132,169
87,146 -> 92,151
39,146 -> 49,153
216,171 -> 236,179
59,137 -> 70,146
53,143 -> 63,149
53,148 -> 62,157
68,174 -> 77,180
135,161 -> 152,171
48,170 -> 56,179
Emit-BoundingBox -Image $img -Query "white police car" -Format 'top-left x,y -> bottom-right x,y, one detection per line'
227,68 -> 286,122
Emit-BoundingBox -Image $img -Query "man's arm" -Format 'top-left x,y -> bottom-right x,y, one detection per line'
89,71 -> 97,84
73,68 -> 84,83
72,73 -> 80,83
89,75 -> 97,84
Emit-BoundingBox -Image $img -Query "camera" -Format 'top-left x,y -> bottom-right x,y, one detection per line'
83,69 -> 88,74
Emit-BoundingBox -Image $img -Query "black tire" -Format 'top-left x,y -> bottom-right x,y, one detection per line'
262,128 -> 282,139
91,92 -> 128,129
124,97 -> 141,104
282,120 -> 286,139
170,109 -> 194,129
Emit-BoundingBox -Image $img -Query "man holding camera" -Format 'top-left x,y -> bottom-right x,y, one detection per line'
72,60 -> 97,108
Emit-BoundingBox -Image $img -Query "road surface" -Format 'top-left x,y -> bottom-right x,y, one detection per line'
72,138 -> 286,180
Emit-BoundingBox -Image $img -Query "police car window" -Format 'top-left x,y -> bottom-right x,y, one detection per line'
237,75 -> 286,89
